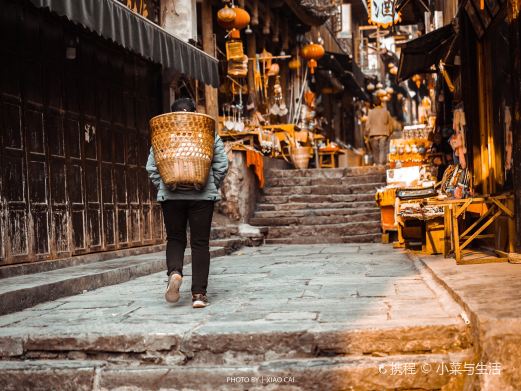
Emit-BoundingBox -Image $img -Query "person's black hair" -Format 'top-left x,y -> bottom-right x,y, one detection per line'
171,97 -> 196,112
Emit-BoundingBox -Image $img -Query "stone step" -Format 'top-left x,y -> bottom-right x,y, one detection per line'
209,225 -> 239,240
265,174 -> 386,188
256,201 -> 378,212
262,183 -> 385,196
0,244 -> 167,279
210,236 -> 248,254
0,319 -> 470,361
0,247 -> 226,316
253,207 -> 380,219
260,193 -> 376,205
265,233 -> 382,245
0,351 -> 471,390
266,167 -> 387,179
250,212 -> 381,227
265,221 -> 381,239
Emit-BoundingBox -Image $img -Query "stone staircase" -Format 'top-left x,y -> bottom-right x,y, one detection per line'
250,167 -> 386,244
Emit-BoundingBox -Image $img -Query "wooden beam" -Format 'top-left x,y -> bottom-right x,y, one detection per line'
202,0 -> 219,120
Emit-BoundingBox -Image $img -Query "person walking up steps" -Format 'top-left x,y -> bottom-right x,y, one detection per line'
146,97 -> 228,308
366,97 -> 393,166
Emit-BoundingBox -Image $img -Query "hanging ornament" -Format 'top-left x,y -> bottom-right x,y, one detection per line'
231,6 -> 250,30
300,42 -> 325,75
288,57 -> 301,70
307,59 -> 318,74
251,0 -> 259,26
217,5 -> 236,29
267,63 -> 280,77
229,28 -> 241,40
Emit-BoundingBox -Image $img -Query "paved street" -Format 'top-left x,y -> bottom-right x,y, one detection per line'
0,244 -> 465,331
0,244 -> 472,390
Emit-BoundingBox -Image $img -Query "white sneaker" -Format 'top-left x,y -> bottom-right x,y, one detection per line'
165,273 -> 183,303
192,293 -> 209,308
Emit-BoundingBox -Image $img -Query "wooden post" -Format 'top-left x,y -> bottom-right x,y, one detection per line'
451,204 -> 461,263
247,32 -> 257,109
202,0 -> 219,120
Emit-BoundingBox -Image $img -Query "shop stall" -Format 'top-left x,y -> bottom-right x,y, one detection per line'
375,6 -> 519,264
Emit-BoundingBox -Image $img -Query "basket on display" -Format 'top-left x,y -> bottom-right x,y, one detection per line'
291,146 -> 310,169
150,112 -> 215,190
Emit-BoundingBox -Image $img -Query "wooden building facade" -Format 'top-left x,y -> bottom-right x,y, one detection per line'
0,0 -> 165,265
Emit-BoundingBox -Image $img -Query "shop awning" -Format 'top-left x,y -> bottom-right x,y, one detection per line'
28,0 -> 220,87
319,52 -> 369,101
397,23 -> 455,82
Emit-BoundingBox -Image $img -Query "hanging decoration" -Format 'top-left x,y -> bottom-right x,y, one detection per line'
300,42 -> 325,75
367,0 -> 401,28
231,6 -> 250,30
508,0 -> 521,21
288,57 -> 301,70
217,4 -> 250,31
217,5 -> 236,29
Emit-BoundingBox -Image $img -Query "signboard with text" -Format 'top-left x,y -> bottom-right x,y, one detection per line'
368,0 -> 401,28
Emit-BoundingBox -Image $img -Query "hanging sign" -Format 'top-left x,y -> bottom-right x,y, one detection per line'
368,0 -> 402,28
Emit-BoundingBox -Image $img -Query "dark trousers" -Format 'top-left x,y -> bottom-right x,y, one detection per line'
161,200 -> 215,294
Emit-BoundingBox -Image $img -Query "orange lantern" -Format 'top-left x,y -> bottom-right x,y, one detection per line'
300,42 -> 325,75
231,6 -> 250,30
288,57 -> 301,70
217,5 -> 236,29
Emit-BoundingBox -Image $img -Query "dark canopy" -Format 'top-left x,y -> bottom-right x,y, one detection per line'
28,0 -> 220,87
397,24 -> 456,82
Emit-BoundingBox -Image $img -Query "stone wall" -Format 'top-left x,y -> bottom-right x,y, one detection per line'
217,151 -> 259,223
217,151 -> 291,222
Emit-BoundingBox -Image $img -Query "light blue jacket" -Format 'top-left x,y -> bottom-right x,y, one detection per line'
146,134 -> 228,202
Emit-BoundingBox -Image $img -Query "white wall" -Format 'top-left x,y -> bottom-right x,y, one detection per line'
160,0 -> 197,43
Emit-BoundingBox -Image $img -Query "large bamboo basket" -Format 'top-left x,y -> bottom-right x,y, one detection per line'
150,112 -> 215,190
291,146 -> 311,169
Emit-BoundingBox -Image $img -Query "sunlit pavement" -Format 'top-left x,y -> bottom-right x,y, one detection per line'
0,244 -> 472,390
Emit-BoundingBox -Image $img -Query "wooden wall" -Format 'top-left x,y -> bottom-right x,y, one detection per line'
0,0 -> 164,265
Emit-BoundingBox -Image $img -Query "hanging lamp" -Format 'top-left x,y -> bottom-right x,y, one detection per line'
300,42 -> 325,75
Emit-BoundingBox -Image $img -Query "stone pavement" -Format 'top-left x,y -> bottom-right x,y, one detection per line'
0,244 -> 472,390
417,253 -> 521,391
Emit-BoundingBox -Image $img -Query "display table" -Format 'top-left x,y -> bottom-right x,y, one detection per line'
219,130 -> 257,146
426,193 -> 515,264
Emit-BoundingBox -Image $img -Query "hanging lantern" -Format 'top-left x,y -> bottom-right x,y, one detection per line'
300,42 -> 325,75
231,6 -> 250,30
217,5 -> 236,29
288,57 -> 301,70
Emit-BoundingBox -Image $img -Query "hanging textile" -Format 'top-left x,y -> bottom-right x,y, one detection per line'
246,149 -> 265,189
